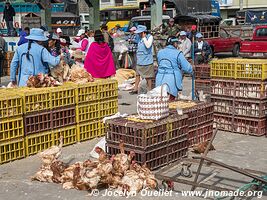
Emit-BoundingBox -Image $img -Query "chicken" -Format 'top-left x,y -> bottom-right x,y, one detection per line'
31,168 -> 54,183
50,60 -> 70,83
192,141 -> 215,154
27,73 -> 61,88
50,160 -> 68,183
112,141 -> 136,177
117,170 -> 144,195
70,64 -> 94,84
39,135 -> 64,166
129,162 -> 157,190
27,75 -> 42,88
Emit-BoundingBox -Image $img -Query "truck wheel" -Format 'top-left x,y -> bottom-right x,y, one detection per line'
233,44 -> 240,57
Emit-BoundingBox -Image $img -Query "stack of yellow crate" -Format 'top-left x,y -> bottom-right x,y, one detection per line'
0,90 -> 24,164
0,79 -> 118,165
210,58 -> 267,136
97,79 -> 119,136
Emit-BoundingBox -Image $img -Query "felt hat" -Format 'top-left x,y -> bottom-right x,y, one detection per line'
25,28 -> 48,41
135,25 -> 147,34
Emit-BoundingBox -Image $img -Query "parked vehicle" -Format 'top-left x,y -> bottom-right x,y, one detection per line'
220,18 -> 245,26
80,13 -> 89,29
240,25 -> 267,58
206,28 -> 241,57
128,15 -> 170,32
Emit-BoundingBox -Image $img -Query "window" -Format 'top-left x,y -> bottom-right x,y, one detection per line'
256,28 -> 267,37
220,29 -> 228,38
101,0 -> 110,3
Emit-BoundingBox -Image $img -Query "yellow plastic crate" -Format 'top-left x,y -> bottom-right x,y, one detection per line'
13,87 -> 51,114
25,131 -> 54,156
97,121 -> 106,137
236,61 -> 267,80
210,60 -> 235,79
0,138 -> 25,164
97,79 -> 118,100
76,102 -> 99,123
75,82 -> 99,104
211,58 -> 267,80
54,125 -> 77,147
99,99 -> 118,118
0,92 -> 23,119
49,85 -> 76,108
77,121 -> 99,142
0,117 -> 24,142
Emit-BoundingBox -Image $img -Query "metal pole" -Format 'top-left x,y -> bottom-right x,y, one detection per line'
151,0 -> 163,30
240,0 -> 243,11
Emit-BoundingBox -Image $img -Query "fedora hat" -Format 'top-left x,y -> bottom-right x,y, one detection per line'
25,28 -> 48,41
134,25 -> 147,34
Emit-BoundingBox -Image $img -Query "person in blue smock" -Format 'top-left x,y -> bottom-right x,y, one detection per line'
130,25 -> 154,94
156,36 -> 193,101
17,27 -> 29,46
10,28 -> 61,87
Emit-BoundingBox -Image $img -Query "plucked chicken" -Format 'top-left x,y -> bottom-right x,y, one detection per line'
70,64 -> 94,84
50,60 -> 70,83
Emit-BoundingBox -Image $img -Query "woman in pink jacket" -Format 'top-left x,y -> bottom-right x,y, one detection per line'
84,30 -> 116,78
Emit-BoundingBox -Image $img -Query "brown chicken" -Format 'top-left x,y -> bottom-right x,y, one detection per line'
50,160 -> 68,183
112,141 -> 136,177
39,135 -> 64,167
192,141 -> 215,154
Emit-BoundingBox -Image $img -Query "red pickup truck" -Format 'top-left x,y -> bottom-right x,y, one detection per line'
240,25 -> 267,58
206,28 -> 241,57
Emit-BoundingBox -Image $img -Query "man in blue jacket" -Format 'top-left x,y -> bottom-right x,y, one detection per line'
10,28 -> 61,87
156,36 -> 193,101
130,25 -> 154,94
194,33 -> 212,64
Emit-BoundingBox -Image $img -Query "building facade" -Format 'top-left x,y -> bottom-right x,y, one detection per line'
100,0 -> 139,9
219,0 -> 267,19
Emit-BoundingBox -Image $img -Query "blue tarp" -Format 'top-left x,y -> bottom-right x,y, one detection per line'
246,10 -> 267,24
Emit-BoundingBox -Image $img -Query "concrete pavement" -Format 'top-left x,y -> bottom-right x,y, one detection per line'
0,76 -> 266,200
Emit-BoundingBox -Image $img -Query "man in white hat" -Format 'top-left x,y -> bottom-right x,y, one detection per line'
194,32 -> 211,64
56,28 -> 63,37
179,31 -> 192,59
10,28 -> 62,87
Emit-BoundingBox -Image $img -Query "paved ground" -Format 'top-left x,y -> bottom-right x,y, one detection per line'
0,76 -> 266,200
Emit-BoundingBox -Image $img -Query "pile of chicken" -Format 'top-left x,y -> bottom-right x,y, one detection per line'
32,139 -> 157,195
27,73 -> 62,88
27,62 -> 94,88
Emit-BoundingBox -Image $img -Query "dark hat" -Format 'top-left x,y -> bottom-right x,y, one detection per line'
94,29 -> 104,42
